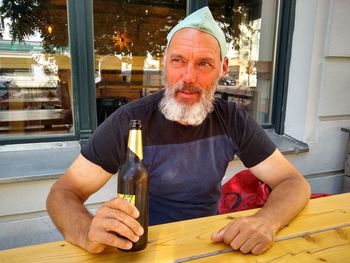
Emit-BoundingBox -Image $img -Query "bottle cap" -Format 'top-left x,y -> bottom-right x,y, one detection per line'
130,119 -> 142,129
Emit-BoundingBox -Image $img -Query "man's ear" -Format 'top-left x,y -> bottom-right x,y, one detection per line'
221,57 -> 229,77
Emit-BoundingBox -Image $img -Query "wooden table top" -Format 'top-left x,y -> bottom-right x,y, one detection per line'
1,193 -> 349,263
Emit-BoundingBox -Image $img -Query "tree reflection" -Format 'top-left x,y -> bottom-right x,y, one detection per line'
0,0 -> 68,54
0,0 -> 256,56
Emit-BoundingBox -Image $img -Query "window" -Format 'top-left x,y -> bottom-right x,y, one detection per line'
92,0 -> 278,127
209,0 -> 278,125
0,0 -> 291,144
93,0 -> 186,124
0,0 -> 74,139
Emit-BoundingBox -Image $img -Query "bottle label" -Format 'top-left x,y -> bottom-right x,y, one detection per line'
117,193 -> 136,205
128,130 -> 143,160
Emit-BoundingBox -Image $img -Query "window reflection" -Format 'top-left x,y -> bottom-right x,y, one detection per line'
0,0 -> 73,137
210,0 -> 277,125
93,0 -> 277,126
93,0 -> 186,124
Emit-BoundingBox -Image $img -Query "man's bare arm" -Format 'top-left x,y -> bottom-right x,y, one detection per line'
212,149 -> 311,254
46,154 -> 143,253
250,149 -> 311,232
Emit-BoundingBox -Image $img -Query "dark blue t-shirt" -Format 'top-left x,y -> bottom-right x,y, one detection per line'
81,91 -> 276,225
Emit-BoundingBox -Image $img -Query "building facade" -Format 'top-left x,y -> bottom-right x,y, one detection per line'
0,0 -> 349,249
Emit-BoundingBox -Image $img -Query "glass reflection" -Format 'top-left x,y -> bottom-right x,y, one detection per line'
93,0 -> 186,124
210,0 -> 277,125
93,0 -> 277,126
0,0 -> 73,137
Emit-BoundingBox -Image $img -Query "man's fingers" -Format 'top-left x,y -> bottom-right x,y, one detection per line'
235,238 -> 256,254
104,198 -> 140,219
251,242 -> 271,255
97,205 -> 144,236
90,230 -> 133,250
211,221 -> 234,242
86,198 -> 145,251
101,217 -> 140,243
227,231 -> 246,250
211,216 -> 275,255
211,226 -> 226,242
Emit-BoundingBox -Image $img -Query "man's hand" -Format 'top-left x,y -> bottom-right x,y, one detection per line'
211,149 -> 310,255
85,198 -> 144,253
211,215 -> 276,255
47,155 -> 147,254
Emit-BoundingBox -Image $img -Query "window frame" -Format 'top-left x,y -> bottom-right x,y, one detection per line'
0,0 -> 295,145
67,0 -> 96,144
271,0 -> 296,134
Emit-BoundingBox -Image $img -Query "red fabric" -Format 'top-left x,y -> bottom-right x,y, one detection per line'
218,169 -> 331,214
218,170 -> 270,214
310,193 -> 331,199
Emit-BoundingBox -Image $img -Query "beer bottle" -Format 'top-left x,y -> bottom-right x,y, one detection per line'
117,119 -> 149,251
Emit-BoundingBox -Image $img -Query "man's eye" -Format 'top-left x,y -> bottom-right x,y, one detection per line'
172,58 -> 183,64
199,61 -> 211,67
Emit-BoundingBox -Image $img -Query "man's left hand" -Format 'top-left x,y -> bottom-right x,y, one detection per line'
211,215 -> 276,255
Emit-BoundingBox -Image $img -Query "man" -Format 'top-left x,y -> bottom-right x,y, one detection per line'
46,7 -> 311,255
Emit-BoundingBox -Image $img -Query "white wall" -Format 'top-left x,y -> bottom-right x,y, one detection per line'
224,0 -> 350,192
0,176 -> 117,249
284,0 -> 350,175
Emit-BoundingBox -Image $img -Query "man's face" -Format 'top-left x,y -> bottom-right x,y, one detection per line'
160,28 -> 226,126
165,28 -> 222,105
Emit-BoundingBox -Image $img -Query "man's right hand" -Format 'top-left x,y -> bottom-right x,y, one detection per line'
46,155 -> 145,254
85,198 -> 144,253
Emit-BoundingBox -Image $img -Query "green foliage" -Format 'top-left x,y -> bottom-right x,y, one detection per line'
0,0 -> 253,55
0,0 -> 69,53
0,0 -> 50,42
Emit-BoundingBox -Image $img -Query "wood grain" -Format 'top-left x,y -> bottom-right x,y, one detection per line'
0,193 -> 349,263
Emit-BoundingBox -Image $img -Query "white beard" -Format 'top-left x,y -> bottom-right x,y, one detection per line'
159,80 -> 217,126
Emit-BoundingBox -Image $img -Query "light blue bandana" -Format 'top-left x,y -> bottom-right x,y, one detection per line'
166,6 -> 228,60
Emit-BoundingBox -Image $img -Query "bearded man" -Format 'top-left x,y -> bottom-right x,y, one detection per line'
46,7 -> 310,255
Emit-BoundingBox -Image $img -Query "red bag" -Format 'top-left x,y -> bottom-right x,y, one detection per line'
218,169 -> 332,214
218,170 -> 270,214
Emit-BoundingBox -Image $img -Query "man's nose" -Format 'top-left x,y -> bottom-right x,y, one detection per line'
182,63 -> 196,83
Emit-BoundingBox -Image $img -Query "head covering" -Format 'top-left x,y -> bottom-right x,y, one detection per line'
166,6 -> 227,60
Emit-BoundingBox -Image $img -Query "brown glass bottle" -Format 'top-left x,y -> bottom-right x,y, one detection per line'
117,120 -> 149,251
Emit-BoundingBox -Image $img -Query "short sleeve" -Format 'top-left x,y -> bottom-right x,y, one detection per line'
81,108 -> 130,174
234,107 -> 276,168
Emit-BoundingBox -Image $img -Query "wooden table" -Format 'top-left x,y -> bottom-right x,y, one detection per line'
1,193 -> 349,262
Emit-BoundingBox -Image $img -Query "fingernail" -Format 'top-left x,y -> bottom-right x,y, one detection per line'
213,229 -> 224,238
134,210 -> 140,218
126,242 -> 132,249
211,233 -> 220,242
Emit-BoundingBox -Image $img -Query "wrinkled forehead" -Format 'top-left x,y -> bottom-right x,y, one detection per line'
166,28 -> 221,60
165,28 -> 221,64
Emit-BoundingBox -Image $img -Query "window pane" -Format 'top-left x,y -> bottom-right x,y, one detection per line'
209,0 -> 278,125
93,0 -> 185,125
0,0 -> 74,138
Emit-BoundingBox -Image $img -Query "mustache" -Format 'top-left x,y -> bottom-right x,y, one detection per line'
173,83 -> 203,94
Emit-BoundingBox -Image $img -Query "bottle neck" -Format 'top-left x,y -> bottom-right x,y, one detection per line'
127,129 -> 143,160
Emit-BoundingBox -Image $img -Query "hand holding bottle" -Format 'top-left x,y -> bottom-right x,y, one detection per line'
85,197 -> 144,253
117,120 -> 150,251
